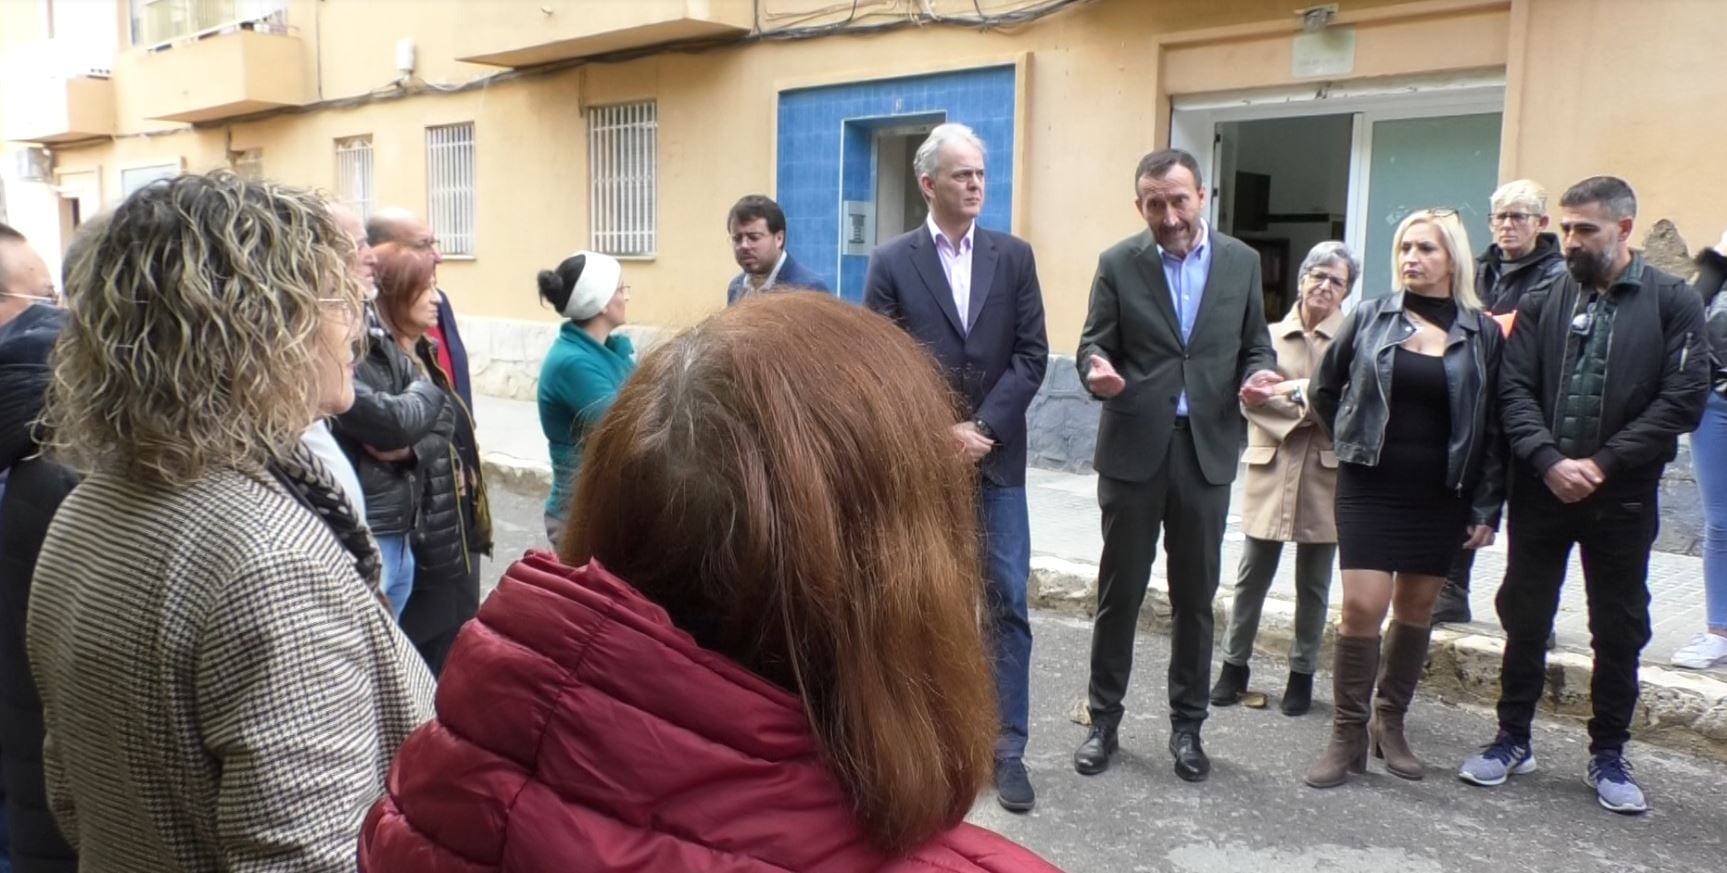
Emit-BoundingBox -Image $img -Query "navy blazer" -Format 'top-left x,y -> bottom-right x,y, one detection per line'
433,289 -> 473,412
863,224 -> 1049,487
725,253 -> 831,306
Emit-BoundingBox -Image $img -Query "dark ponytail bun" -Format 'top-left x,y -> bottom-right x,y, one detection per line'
537,269 -> 567,312
537,253 -> 586,315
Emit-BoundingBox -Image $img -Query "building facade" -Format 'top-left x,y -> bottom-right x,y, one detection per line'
1,0 -> 1721,547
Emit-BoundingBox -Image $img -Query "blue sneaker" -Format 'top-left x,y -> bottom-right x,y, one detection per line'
1458,734 -> 1537,786
1586,752 -> 1648,814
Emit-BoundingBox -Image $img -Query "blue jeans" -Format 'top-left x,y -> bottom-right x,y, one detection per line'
1693,392 -> 1727,632
377,533 -> 416,622
980,483 -> 1033,761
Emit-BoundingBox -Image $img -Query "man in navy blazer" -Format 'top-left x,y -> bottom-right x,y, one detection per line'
863,123 -> 1049,813
725,195 -> 830,306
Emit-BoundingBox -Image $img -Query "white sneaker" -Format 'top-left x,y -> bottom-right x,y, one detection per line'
1670,632 -> 1727,670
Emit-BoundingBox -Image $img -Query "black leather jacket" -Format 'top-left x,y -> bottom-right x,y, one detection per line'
1311,292 -> 1507,527
332,317 -> 450,536
1697,248 -> 1727,395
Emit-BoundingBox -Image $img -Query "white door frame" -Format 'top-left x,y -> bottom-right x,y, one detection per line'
1170,73 -> 1505,295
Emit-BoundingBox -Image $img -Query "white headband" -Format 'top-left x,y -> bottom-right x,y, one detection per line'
561,250 -> 622,321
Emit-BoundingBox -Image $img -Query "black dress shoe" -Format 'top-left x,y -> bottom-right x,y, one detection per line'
1169,730 -> 1211,782
994,758 -> 1035,813
1073,722 -> 1119,776
1209,661 -> 1250,707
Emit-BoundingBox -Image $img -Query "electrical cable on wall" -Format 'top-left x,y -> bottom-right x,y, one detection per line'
81,0 -> 1095,138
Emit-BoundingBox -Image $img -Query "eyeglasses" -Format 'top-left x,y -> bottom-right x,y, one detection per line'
1305,272 -> 1349,291
0,290 -> 62,309
1491,212 -> 1537,225
1425,208 -> 1460,218
408,237 -> 440,252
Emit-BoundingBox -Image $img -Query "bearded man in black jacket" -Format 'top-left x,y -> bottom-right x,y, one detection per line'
1458,176 -> 1708,816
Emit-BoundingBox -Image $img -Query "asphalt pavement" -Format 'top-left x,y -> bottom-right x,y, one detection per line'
479,474 -> 1727,873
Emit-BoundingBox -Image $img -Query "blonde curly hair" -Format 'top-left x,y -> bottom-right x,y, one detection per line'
43,171 -> 361,487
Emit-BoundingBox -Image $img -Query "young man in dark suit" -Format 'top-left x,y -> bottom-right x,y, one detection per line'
1073,148 -> 1279,783
725,195 -> 830,305
863,123 -> 1049,813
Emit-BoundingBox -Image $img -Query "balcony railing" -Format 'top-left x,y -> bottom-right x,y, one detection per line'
132,0 -> 288,50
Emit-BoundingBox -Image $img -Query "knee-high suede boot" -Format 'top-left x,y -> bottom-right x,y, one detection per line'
1369,620 -> 1433,780
1304,633 -> 1380,788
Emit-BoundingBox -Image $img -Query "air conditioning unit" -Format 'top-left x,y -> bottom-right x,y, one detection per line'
13,147 -> 52,183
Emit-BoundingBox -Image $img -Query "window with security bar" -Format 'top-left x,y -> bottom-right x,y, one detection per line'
426,123 -> 475,257
589,102 -> 657,257
334,135 -> 374,220
229,148 -> 262,182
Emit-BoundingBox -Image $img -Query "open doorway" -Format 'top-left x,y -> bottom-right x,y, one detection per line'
874,121 -> 937,243
1215,115 -> 1352,320
1171,76 -> 1506,304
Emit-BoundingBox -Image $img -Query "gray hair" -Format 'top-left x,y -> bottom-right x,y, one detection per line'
913,123 -> 986,182
1490,179 -> 1549,217
1299,240 -> 1361,290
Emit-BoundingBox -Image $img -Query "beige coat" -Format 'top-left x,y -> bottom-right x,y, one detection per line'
1239,305 -> 1344,544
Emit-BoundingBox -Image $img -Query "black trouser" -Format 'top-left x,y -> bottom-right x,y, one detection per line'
1446,546 -> 1477,591
1089,425 -> 1231,732
1495,476 -> 1659,754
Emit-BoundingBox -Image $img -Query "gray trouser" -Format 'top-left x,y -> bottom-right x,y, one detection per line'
1221,536 -> 1336,675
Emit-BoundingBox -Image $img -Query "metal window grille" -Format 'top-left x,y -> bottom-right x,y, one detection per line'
229,147 -> 263,181
426,123 -> 475,257
589,102 -> 657,257
334,135 -> 375,219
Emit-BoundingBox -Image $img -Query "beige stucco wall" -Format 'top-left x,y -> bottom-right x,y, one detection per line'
1507,0 -> 1727,252
10,0 -> 1726,357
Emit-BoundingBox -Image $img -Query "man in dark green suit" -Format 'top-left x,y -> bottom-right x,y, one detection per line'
1072,149 -> 1278,783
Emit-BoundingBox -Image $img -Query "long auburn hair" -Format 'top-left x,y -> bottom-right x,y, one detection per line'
371,241 -> 437,334
562,293 -> 996,853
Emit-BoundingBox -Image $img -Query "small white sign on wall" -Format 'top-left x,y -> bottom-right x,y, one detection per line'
842,200 -> 876,256
1292,27 -> 1356,79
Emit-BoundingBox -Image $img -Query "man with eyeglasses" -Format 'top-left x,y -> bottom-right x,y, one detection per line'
1458,176 -> 1708,815
725,195 -> 829,305
0,220 -> 81,873
366,209 -> 474,415
0,223 -> 56,328
1433,181 -> 1568,625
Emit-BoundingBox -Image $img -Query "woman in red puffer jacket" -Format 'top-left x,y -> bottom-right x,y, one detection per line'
360,293 -> 1062,872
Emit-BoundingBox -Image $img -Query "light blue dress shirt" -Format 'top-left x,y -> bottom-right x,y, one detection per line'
1159,223 -> 1212,417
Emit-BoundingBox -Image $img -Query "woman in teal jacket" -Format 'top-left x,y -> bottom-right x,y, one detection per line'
537,251 -> 634,544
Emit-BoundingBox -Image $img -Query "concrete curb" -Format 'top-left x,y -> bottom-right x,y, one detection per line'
1030,555 -> 1727,762
483,453 -> 554,495
484,454 -> 1727,761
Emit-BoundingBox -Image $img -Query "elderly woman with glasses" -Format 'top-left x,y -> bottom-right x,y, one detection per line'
1213,242 -> 1360,718
1302,210 -> 1505,790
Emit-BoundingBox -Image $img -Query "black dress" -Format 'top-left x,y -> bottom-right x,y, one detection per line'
1336,295 -> 1470,575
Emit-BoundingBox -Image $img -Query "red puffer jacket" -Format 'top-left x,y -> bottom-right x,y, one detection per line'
360,552 -> 1062,873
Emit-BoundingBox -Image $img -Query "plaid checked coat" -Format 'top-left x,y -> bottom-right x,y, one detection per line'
26,468 -> 435,871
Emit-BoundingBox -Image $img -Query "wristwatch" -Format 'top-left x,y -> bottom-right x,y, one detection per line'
1288,384 -> 1306,407
973,418 -> 996,441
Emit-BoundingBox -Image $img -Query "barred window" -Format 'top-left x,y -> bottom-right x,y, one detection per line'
589,102 -> 657,257
334,135 -> 374,219
426,122 -> 475,257
229,148 -> 263,182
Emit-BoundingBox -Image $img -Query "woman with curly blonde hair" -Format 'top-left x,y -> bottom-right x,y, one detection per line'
27,172 -> 434,870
